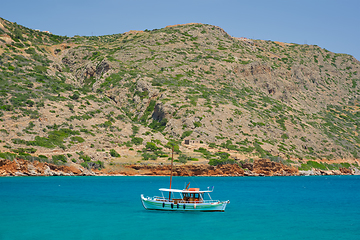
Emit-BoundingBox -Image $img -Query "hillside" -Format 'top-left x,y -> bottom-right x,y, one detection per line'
0,17 -> 359,173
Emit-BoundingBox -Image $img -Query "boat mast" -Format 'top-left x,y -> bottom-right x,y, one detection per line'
169,146 -> 174,200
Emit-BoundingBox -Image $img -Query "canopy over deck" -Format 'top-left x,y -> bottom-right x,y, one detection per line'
159,188 -> 213,193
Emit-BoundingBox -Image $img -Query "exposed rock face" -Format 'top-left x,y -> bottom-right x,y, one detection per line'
339,167 -> 352,174
251,159 -> 298,176
136,79 -> 159,98
110,164 -> 245,176
152,102 -> 172,121
0,159 -> 95,176
299,167 -> 358,176
107,159 -> 298,176
77,60 -> 111,82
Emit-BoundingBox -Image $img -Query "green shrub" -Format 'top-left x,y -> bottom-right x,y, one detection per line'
79,155 -> 91,162
300,161 -> 328,170
339,162 -> 351,168
12,138 -> 27,144
66,103 -> 75,111
145,142 -> 160,152
13,147 -> 37,154
0,105 -> 13,111
33,65 -> 47,73
0,152 -> 18,160
142,152 -> 157,160
99,121 -> 112,128
181,130 -> 193,139
220,140 -> 238,151
8,66 -> 15,71
148,118 -> 167,132
177,154 -> 198,163
131,137 -> 143,145
177,154 -> 189,163
52,154 -> 67,164
81,162 -> 88,168
208,158 -> 235,166
69,91 -> 80,100
208,143 -> 216,148
139,100 -> 156,123
115,114 -> 126,120
194,147 -> 213,159
132,125 -> 140,135
26,128 -> 80,149
194,122 -> 202,128
25,47 -> 36,55
281,134 -> 289,139
27,136 -> 56,148
110,149 -> 120,157
70,136 -> 85,143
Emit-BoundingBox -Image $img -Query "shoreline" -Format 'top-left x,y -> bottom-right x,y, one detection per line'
1,158 -> 359,177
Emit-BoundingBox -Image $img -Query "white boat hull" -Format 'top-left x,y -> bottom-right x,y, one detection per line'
141,194 -> 229,212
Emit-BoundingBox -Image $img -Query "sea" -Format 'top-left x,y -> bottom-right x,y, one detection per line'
0,175 -> 359,240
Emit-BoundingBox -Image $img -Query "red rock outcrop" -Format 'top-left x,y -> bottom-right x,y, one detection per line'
251,159 -> 299,176
106,160 -> 297,176
339,167 -> 352,175
108,163 -> 245,176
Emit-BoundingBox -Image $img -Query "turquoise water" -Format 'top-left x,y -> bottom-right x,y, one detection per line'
0,176 -> 359,240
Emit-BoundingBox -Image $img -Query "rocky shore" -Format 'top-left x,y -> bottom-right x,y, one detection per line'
299,167 -> 360,176
0,159 -> 96,176
1,158 -> 358,177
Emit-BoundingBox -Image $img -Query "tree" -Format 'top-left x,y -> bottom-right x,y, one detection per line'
165,141 -> 180,153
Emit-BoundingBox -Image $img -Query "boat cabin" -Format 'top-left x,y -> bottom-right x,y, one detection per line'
160,188 -> 207,204
182,188 -> 203,203
157,187 -> 215,204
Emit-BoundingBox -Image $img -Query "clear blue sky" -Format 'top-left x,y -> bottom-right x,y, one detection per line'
1,0 -> 359,60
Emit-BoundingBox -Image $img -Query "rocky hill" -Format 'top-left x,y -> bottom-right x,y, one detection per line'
0,17 -> 359,173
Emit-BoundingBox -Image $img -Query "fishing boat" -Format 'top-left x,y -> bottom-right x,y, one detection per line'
140,145 -> 230,212
141,185 -> 230,212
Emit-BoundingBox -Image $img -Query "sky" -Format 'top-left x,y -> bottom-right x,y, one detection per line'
1,0 -> 359,60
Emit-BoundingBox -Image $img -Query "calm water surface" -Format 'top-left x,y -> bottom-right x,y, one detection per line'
0,176 -> 359,240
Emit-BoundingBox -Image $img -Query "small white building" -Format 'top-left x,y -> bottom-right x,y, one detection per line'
184,139 -> 200,145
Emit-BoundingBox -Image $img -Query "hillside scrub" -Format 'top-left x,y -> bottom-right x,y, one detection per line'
0,17 -> 359,170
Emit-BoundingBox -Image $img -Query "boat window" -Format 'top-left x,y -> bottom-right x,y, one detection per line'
189,193 -> 200,198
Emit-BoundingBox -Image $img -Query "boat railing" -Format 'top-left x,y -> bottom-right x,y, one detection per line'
182,199 -> 220,204
147,196 -> 222,204
152,196 -> 167,201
